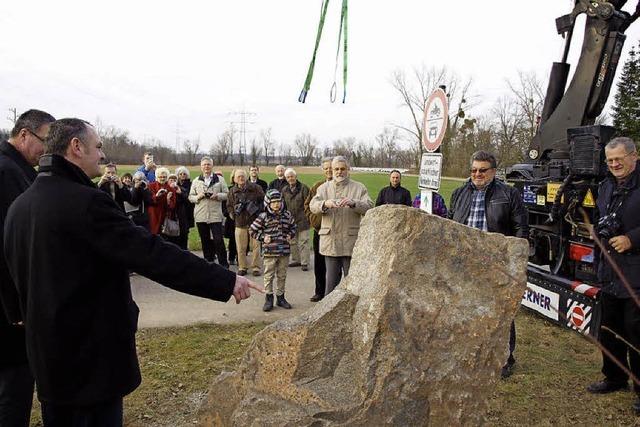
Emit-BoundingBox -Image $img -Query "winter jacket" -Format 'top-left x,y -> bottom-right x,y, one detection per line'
98,181 -> 132,212
189,174 -> 228,224
249,209 -> 297,256
305,179 -> 329,231
3,154 -> 235,405
375,185 -> 412,207
448,178 -> 528,238
0,140 -> 35,364
147,181 -> 177,235
309,177 -> 374,257
594,161 -> 640,298
268,177 -> 287,192
281,181 -> 310,231
227,182 -> 265,227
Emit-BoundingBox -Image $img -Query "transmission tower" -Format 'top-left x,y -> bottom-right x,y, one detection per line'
228,109 -> 256,166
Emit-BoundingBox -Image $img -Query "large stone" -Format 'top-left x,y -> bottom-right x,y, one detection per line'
198,205 -> 528,426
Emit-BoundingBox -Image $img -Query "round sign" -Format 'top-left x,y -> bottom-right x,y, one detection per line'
422,88 -> 449,153
569,306 -> 585,328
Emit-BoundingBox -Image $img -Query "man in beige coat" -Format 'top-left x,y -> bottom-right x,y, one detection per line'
309,156 -> 373,295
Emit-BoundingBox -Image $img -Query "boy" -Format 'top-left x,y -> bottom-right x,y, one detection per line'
250,189 -> 296,311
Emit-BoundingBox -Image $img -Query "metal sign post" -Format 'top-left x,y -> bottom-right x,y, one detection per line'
422,88 -> 449,153
418,153 -> 443,214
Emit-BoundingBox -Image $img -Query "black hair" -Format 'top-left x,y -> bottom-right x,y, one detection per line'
44,118 -> 92,156
10,109 -> 56,138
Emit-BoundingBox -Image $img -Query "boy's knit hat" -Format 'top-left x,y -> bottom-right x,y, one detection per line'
264,189 -> 282,205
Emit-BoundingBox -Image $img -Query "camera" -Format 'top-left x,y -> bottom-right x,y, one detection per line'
138,181 -> 147,190
595,213 -> 622,240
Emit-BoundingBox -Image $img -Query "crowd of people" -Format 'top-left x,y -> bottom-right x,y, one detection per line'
1,109 -> 639,425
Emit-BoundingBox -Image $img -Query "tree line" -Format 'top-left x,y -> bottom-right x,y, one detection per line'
3,41 -> 638,176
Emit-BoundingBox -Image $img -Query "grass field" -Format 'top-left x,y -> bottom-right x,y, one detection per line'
112,165 -> 462,251
29,311 -> 638,426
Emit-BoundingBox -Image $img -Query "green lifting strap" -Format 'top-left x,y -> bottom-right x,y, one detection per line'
298,0 -> 330,103
330,0 -> 348,103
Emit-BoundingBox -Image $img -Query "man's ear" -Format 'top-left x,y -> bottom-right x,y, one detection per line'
67,137 -> 84,159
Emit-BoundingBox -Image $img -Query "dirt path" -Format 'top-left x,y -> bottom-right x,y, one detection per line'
131,251 -> 320,328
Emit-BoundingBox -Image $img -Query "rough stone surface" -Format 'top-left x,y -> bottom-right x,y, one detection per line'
198,205 -> 528,426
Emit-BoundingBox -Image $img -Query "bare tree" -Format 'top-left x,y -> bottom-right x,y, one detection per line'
182,138 -> 201,165
294,133 -> 318,166
375,127 -> 398,167
390,65 -> 474,169
7,107 -> 18,125
331,138 -> 355,161
260,128 -> 274,166
278,143 -> 292,165
211,126 -> 235,165
249,138 -> 262,166
506,70 -> 545,143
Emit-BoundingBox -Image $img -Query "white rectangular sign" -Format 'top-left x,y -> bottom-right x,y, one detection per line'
522,282 -> 560,321
418,153 -> 442,191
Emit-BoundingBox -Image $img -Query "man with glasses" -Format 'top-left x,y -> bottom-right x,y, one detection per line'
4,118 -> 262,425
449,150 -> 528,379
309,156 -> 373,296
0,109 -> 55,427
587,137 -> 640,414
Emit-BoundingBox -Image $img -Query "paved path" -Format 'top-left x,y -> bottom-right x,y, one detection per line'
131,251 -> 320,328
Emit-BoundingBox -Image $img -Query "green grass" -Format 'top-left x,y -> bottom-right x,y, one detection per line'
30,311 -> 640,426
111,166 -> 463,252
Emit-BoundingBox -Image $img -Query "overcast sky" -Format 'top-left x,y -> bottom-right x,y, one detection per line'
2,1 -> 639,152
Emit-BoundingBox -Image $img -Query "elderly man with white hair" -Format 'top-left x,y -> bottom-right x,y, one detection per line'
310,156 -> 373,295
281,167 -> 311,270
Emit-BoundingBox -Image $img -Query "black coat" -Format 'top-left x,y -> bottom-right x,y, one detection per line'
178,178 -> 195,228
3,154 -> 236,405
128,185 -> 152,230
0,140 -> 35,365
594,162 -> 640,297
250,178 -> 268,193
448,178 -> 528,238
98,181 -> 132,211
375,185 -> 412,207
268,177 -> 287,192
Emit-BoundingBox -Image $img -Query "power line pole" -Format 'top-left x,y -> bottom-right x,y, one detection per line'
228,109 -> 256,166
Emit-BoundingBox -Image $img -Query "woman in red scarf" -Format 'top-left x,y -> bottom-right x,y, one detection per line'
147,167 -> 177,234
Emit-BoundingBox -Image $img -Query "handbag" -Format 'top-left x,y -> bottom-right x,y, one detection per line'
161,216 -> 180,237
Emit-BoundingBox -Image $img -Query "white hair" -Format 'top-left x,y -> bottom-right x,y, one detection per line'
234,169 -> 247,178
332,155 -> 350,167
284,168 -> 297,177
156,167 -> 170,177
175,166 -> 189,176
132,171 -> 147,181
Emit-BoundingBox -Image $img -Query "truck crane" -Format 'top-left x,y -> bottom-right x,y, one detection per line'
506,0 -> 640,337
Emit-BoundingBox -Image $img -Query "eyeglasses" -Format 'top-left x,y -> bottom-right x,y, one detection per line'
605,151 -> 636,165
470,167 -> 494,174
28,130 -> 45,143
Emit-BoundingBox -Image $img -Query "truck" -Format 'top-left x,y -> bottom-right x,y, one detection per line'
506,0 -> 639,338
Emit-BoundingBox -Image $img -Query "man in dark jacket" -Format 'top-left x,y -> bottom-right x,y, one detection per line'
449,150 -> 528,379
268,164 -> 287,192
3,118 -> 262,425
304,157 -> 334,302
97,163 -> 132,212
249,165 -> 268,192
586,137 -> 640,414
228,169 -> 265,276
0,109 -> 55,427
375,170 -> 412,206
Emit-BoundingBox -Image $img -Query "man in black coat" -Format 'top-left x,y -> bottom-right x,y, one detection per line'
448,150 -> 528,379
3,118 -> 262,426
268,164 -> 287,192
97,163 -> 132,212
249,165 -> 268,192
375,170 -> 412,207
0,109 -> 55,427
587,137 -> 640,414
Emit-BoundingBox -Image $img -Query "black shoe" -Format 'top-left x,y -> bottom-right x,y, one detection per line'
309,294 -> 322,302
301,265 -> 308,271
276,294 -> 292,309
501,360 -> 515,379
252,270 -> 262,277
262,294 -> 274,312
237,269 -> 247,276
288,262 -> 301,267
586,380 -> 628,394
228,259 -> 236,266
